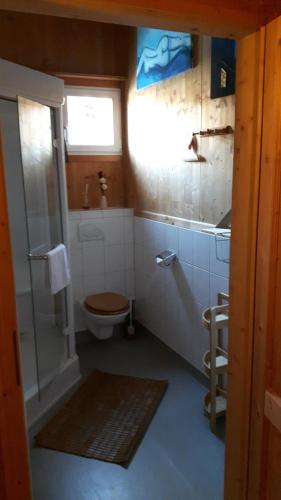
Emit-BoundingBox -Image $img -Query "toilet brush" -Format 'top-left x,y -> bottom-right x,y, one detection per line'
127,299 -> 135,336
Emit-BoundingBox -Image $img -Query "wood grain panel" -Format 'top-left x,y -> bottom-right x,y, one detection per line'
126,33 -> 235,225
0,11 -> 132,77
0,0 -> 276,38
0,131 -> 32,499
66,156 -> 125,209
247,15 -> 281,500
224,28 -> 265,500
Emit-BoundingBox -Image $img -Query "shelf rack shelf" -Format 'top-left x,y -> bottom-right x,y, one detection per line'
202,292 -> 229,433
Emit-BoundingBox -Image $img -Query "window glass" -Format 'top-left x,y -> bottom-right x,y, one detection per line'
64,87 -> 122,155
67,96 -> 114,146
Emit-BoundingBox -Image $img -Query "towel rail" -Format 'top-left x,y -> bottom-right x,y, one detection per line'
27,253 -> 49,261
27,244 -> 60,261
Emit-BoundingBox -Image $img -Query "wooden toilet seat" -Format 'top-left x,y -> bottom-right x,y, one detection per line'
84,292 -> 129,316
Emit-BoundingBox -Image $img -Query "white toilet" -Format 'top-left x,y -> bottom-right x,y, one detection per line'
80,292 -> 130,339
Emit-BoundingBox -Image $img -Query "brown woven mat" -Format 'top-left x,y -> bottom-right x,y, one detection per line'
36,370 -> 168,467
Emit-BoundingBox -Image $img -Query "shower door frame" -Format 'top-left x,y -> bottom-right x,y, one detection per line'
0,59 -> 76,359
0,59 -> 76,499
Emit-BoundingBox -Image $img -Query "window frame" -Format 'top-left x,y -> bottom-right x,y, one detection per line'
64,85 -> 122,155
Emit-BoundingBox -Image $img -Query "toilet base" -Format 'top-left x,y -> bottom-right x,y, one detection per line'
91,324 -> 113,340
80,300 -> 129,340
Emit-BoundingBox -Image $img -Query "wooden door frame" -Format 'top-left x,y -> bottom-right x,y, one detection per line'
224,28 -> 265,500
247,16 -> 281,500
0,4 -> 280,500
0,131 -> 32,499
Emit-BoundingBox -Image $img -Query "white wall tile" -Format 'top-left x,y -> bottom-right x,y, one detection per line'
71,272 -> 83,301
73,302 -> 85,332
165,224 -> 179,254
125,269 -> 135,298
174,261 -> 193,301
179,228 -> 193,264
143,245 -> 158,277
210,273 -> 229,306
134,243 -> 143,271
105,244 -> 125,273
210,236 -> 230,278
124,244 -> 134,270
192,267 -> 210,308
123,216 -> 134,244
105,270 -> 126,295
83,272 -> 105,296
102,208 -> 124,218
134,217 -> 144,245
123,208 -> 134,217
192,231 -> 210,271
143,219 -> 165,252
69,220 -> 80,248
81,209 -> 104,219
82,242 -> 105,275
68,210 -> 81,221
103,217 -> 124,245
69,247 -> 82,277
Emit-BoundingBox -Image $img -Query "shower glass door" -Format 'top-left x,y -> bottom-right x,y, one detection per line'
18,97 -> 68,398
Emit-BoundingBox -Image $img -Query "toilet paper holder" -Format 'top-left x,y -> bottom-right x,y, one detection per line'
155,250 -> 177,268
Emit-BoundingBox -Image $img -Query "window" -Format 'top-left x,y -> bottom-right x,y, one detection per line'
64,86 -> 122,155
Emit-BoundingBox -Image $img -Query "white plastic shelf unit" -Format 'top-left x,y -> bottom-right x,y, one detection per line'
202,292 -> 229,433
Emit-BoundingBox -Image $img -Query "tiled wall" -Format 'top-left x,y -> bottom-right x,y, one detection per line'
69,209 -> 134,331
134,217 -> 230,373
69,210 -> 229,375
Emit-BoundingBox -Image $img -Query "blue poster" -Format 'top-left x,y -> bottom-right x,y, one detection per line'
137,28 -> 193,90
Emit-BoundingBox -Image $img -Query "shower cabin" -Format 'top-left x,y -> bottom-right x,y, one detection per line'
0,58 -> 80,425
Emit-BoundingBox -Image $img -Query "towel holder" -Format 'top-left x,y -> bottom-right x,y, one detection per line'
27,244 -> 60,261
28,252 -> 49,261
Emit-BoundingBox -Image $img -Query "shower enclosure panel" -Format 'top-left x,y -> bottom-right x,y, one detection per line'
18,97 -> 68,396
0,58 -> 79,424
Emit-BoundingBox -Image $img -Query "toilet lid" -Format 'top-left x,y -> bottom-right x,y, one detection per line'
84,292 -> 129,315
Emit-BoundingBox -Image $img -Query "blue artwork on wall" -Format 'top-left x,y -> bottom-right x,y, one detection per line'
211,38 -> 236,99
137,28 -> 193,90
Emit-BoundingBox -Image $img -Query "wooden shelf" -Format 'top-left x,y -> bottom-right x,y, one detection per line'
202,295 -> 229,432
202,306 -> 229,330
204,390 -> 227,419
203,349 -> 228,375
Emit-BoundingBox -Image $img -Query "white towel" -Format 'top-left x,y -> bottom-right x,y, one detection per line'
47,244 -> 70,295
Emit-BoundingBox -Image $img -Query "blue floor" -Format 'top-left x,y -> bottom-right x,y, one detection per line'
30,327 -> 225,500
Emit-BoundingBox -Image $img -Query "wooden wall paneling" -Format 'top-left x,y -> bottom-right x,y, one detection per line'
66,156 -> 125,209
248,15 -> 281,500
199,36 -> 235,224
224,28 -> 265,500
0,11 -> 132,77
0,132 -> 32,500
0,0 -> 276,38
126,33 -> 235,225
126,33 -> 202,219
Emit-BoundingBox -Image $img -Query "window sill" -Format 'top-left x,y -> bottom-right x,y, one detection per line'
67,154 -> 123,163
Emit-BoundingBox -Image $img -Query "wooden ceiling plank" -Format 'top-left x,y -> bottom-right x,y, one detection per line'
0,0 -> 273,38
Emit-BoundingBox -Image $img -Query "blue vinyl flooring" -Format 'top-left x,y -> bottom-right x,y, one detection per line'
30,327 -> 225,500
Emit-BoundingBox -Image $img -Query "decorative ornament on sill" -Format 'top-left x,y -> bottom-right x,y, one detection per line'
98,171 -> 108,209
